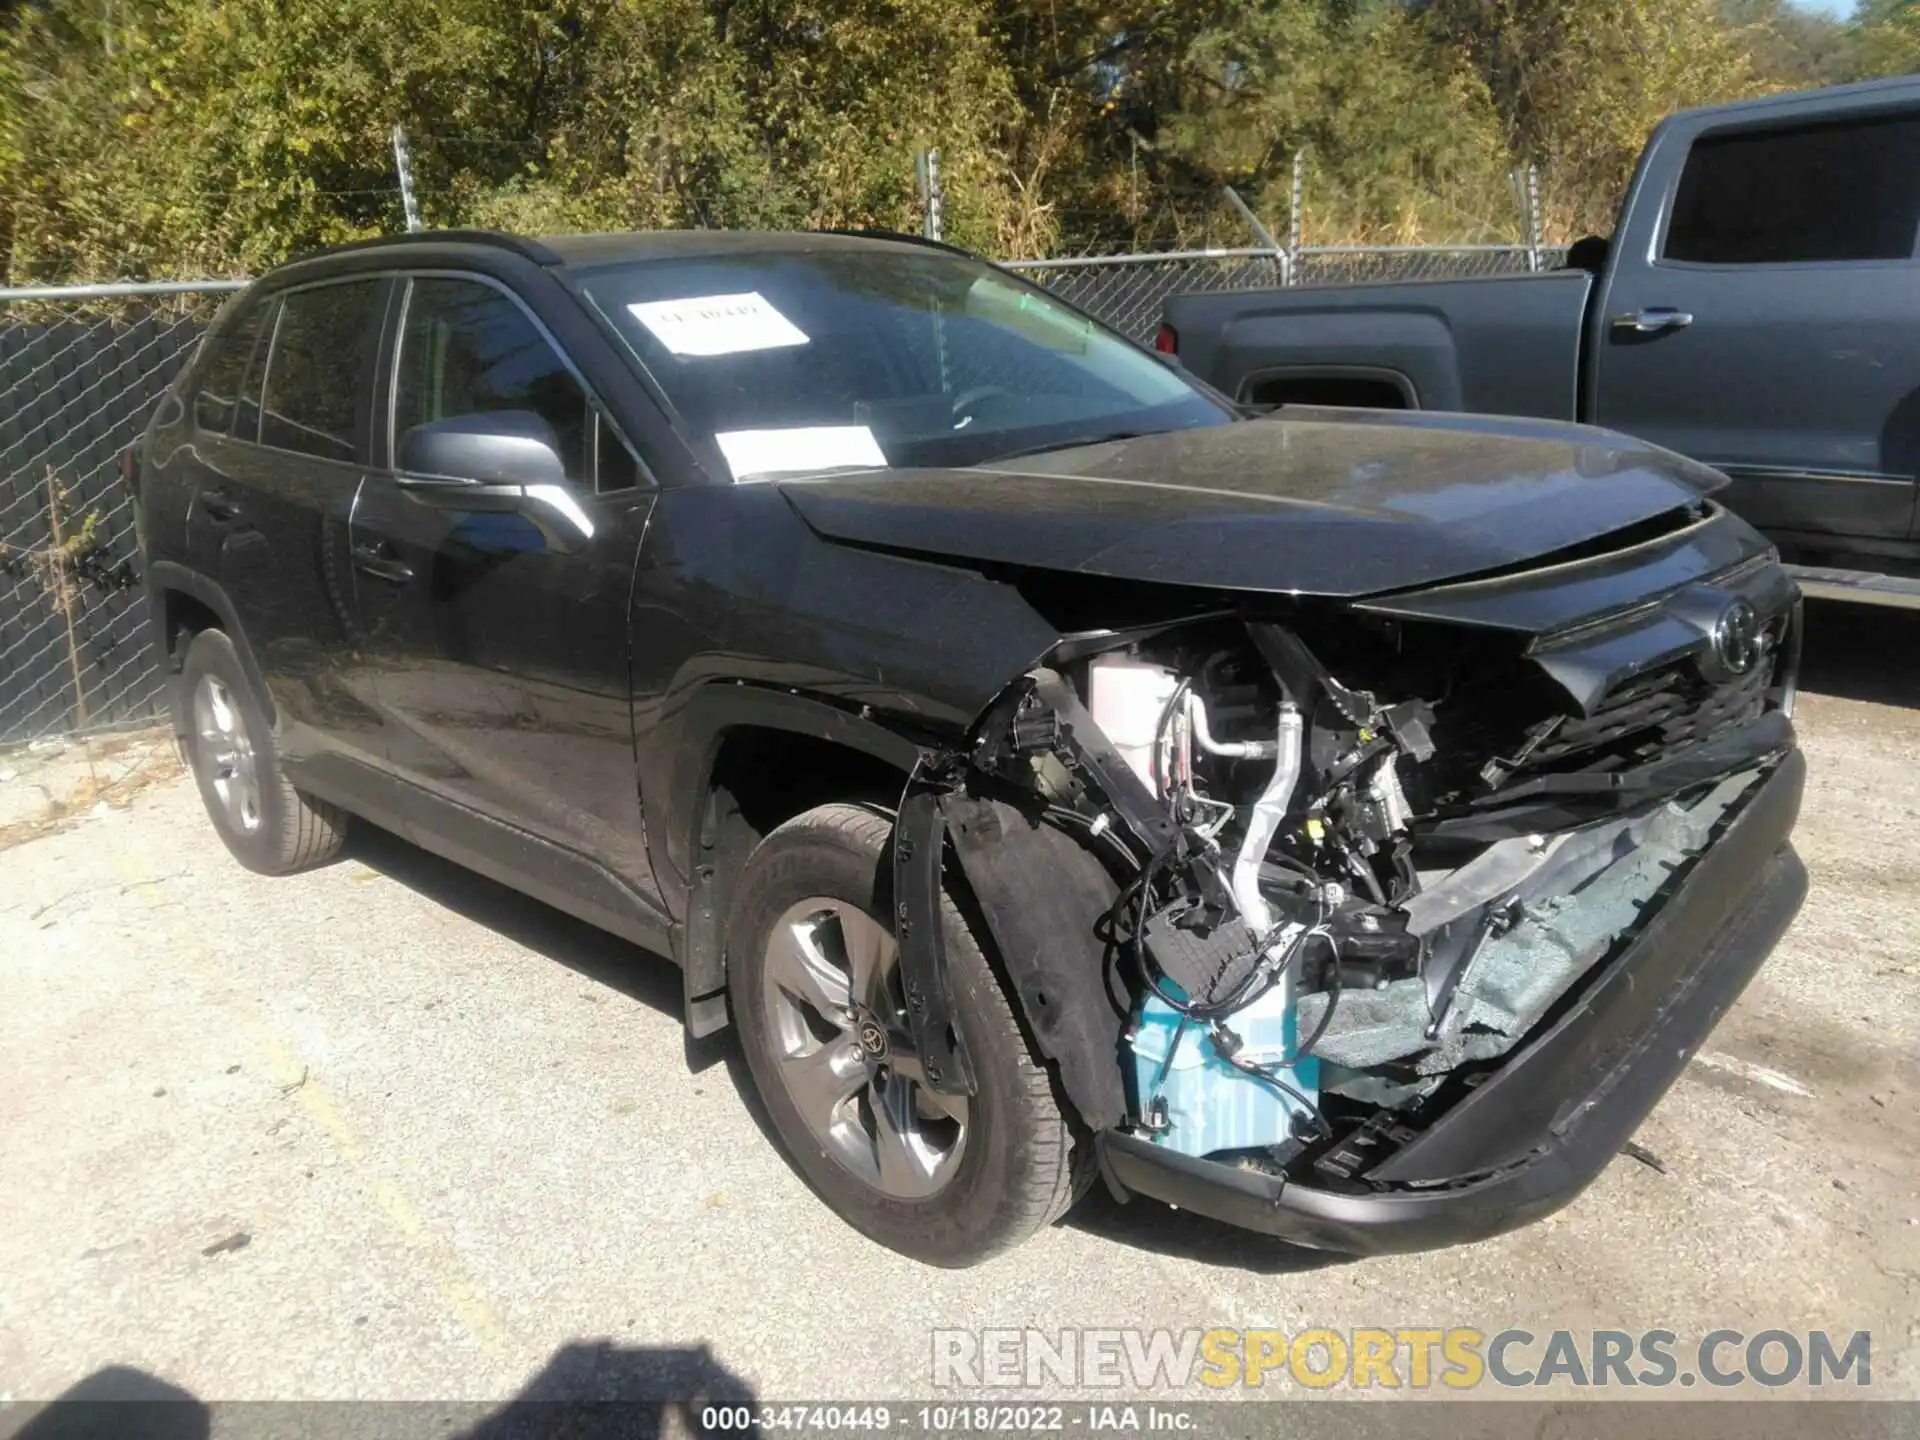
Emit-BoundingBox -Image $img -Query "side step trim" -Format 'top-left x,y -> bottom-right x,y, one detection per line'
1785,563 -> 1920,610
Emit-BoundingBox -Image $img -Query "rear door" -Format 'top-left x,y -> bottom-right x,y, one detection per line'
186,275 -> 393,762
1592,94 -> 1920,543
348,272 -> 659,891
176,295 -> 271,581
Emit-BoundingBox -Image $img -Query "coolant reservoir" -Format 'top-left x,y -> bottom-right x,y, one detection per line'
1088,655 -> 1180,793
1130,985 -> 1320,1159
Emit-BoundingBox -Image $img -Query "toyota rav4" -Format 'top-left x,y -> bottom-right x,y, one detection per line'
133,228 -> 1807,1267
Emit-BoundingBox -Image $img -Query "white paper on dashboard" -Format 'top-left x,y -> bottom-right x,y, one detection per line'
714,426 -> 887,481
626,291 -> 809,357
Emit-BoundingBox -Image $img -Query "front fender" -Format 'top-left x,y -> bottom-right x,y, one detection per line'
661,681 -> 929,1031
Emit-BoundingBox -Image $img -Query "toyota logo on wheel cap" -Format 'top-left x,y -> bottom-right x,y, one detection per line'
1712,598 -> 1762,676
858,1019 -> 888,1057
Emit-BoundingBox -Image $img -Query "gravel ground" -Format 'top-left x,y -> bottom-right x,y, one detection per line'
1,599 -> 1915,1415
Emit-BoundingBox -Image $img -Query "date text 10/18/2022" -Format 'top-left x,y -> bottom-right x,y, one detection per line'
697,1406 -> 1196,1433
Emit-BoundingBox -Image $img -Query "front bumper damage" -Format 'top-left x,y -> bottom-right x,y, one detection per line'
1101,747 -> 1805,1253
876,543 -> 1806,1254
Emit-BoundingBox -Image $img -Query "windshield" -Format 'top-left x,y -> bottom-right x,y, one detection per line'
574,245 -> 1233,479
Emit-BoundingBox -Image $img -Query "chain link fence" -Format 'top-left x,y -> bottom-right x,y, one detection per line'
1,282 -> 241,744
1004,243 -> 1568,343
0,243 -> 1567,742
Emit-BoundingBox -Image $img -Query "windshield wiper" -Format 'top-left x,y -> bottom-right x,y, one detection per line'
978,430 -> 1149,465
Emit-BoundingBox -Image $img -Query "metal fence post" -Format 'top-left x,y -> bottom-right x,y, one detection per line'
1510,167 -> 1528,257
916,148 -> 944,242
1526,164 -> 1543,273
1289,153 -> 1304,287
1223,186 -> 1290,288
392,124 -> 422,233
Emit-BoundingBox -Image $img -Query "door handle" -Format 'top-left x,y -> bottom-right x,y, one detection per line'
197,489 -> 240,522
1611,308 -> 1694,334
351,542 -> 414,584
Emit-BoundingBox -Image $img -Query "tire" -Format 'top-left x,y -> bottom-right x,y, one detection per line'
177,628 -> 347,875
729,802 -> 1079,1267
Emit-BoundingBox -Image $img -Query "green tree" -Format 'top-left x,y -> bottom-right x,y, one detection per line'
1722,0 -> 1858,88
1,0 -> 1879,279
1430,0 -> 1763,236
1155,1 -> 1514,244
1853,0 -> 1920,78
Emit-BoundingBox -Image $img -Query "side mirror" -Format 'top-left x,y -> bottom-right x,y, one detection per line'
398,410 -> 568,487
395,411 -> 595,546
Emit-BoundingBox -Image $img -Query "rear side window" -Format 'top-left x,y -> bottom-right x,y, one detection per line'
193,302 -> 267,435
1665,112 -> 1920,264
393,277 -> 591,482
259,280 -> 388,462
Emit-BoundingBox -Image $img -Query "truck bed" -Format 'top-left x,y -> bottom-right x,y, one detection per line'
1163,269 -> 1594,418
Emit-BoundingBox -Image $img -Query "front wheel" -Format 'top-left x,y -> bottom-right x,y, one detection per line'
729,802 -> 1079,1266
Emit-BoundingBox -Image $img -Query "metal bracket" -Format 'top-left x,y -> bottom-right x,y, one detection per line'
1028,670 -> 1180,857
892,758 -> 978,1097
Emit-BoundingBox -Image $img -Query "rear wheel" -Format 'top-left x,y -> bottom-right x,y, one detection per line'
178,628 -> 347,875
729,802 -> 1079,1266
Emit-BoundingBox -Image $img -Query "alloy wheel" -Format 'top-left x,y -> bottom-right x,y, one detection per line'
761,896 -> 968,1199
193,675 -> 262,834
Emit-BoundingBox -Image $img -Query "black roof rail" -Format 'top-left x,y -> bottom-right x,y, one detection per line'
279,228 -> 564,271
808,227 -> 983,262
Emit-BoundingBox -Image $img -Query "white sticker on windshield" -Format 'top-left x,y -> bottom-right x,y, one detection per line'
715,426 -> 887,481
627,291 -> 809,357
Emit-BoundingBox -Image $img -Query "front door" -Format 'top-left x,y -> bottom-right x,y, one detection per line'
347,273 -> 659,896
1592,106 -> 1920,546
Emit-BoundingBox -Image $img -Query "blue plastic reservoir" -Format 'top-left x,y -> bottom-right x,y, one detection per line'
1129,981 -> 1320,1159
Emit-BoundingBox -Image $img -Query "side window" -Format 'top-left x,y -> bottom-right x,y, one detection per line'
393,278 -> 591,482
259,280 -> 388,462
1665,112 -> 1920,265
594,413 -> 642,494
192,301 -> 267,435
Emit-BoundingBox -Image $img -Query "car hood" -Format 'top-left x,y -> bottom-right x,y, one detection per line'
775,409 -> 1731,598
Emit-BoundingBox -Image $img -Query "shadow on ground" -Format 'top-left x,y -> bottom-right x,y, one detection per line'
5,1344 -> 757,1440
1065,1182 -> 1351,1275
343,811 -> 1355,1269
343,816 -> 781,1142
1799,598 -> 1920,708
345,820 -> 685,1021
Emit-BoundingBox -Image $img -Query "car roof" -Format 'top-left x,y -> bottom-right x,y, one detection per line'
1671,73 -> 1920,128
540,228 -> 964,271
267,226 -> 969,285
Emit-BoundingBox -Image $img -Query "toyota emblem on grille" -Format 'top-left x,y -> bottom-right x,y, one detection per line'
1712,598 -> 1761,675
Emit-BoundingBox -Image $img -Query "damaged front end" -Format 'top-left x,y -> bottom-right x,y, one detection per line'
893,557 -> 1808,1253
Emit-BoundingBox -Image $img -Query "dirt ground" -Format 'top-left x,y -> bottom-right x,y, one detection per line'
0,598 -> 1915,1413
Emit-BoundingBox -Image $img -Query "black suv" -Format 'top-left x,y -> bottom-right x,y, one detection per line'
135,229 -> 1808,1267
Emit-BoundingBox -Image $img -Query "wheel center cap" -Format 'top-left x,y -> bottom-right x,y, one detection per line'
856,1016 -> 889,1059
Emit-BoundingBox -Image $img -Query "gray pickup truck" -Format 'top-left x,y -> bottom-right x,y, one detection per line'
1160,76 -> 1920,607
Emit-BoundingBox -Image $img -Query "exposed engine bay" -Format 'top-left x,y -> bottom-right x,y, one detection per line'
912,585 -> 1796,1189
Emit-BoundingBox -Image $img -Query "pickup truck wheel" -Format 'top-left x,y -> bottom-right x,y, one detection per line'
178,628 -> 347,875
729,802 -> 1079,1267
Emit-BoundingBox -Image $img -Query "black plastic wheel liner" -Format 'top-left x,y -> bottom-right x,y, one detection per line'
942,794 -> 1131,1132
